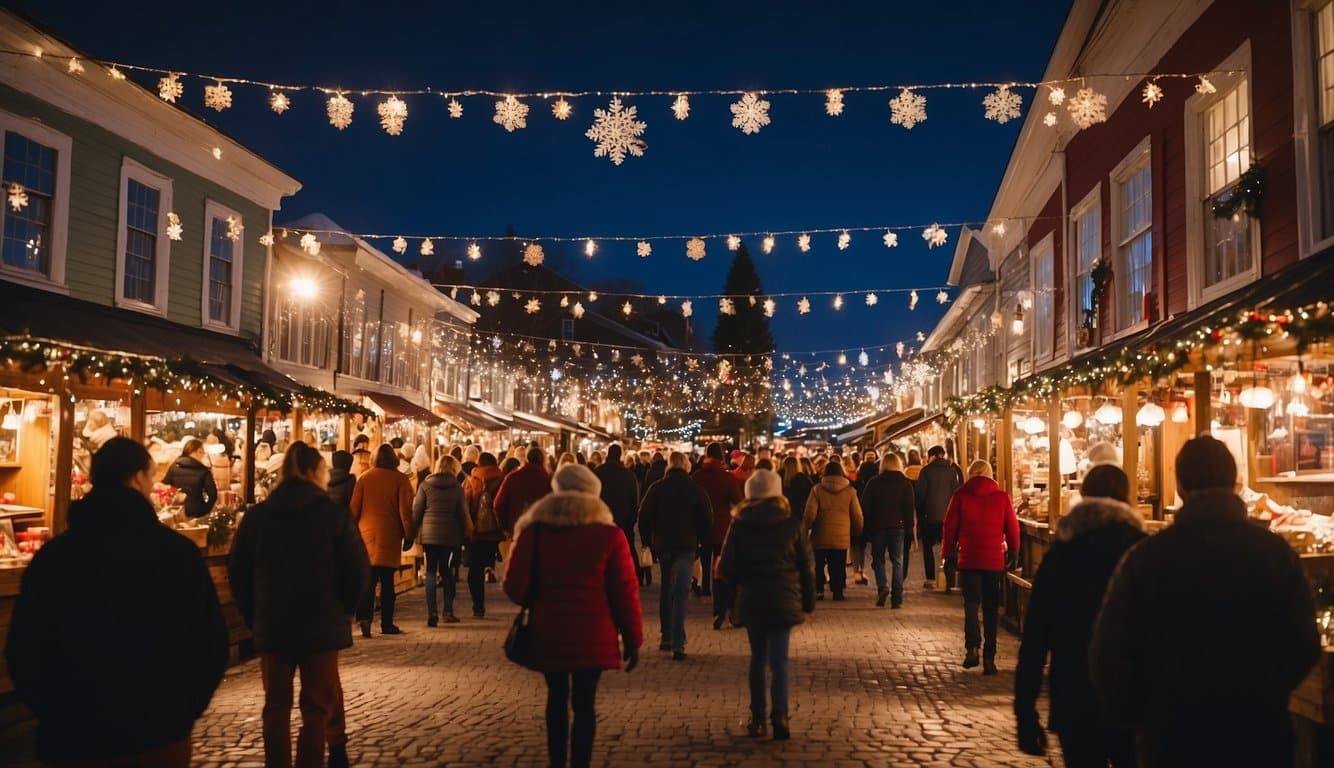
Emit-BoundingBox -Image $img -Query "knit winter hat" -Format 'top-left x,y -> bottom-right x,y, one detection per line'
552,463 -> 602,496
745,468 -> 782,500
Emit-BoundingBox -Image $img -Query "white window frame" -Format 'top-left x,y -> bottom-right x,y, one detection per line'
1109,136 -> 1154,338
0,109 -> 71,291
1031,233 -> 1055,363
201,199 -> 244,332
1069,186 -> 1101,350
1185,42 -> 1258,309
114,157 -> 173,315
1291,1 -> 1334,257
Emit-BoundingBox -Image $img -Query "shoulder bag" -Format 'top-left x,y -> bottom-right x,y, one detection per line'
504,525 -> 540,668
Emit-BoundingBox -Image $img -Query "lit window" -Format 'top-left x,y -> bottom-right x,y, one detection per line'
1,133 -> 55,276
1033,238 -> 1054,360
1202,78 -> 1252,289
1071,190 -> 1100,342
1112,141 -> 1153,331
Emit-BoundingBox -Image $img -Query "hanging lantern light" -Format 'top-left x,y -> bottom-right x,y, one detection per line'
1,400 -> 20,431
1061,409 -> 1084,430
1011,306 -> 1026,336
1135,402 -> 1166,427
1021,414 -> 1046,435
1238,384 -> 1276,410
1093,402 -> 1123,425
1171,401 -> 1190,423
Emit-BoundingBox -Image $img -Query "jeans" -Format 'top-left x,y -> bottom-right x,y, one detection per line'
424,545 -> 460,617
815,548 -> 847,596
745,625 -> 792,720
1057,722 -> 1137,768
356,566 -> 397,630
543,670 -> 602,768
260,650 -> 341,768
659,551 -> 694,651
467,540 -> 500,613
919,523 -> 956,588
960,569 -> 1003,656
697,544 -> 715,594
851,539 -> 867,573
869,529 -> 906,603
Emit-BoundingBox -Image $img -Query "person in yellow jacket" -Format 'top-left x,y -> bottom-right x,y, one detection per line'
803,462 -> 864,600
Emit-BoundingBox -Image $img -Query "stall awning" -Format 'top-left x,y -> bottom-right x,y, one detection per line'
875,410 -> 943,450
579,422 -> 615,441
362,392 -> 444,425
434,399 -> 509,432
511,411 -> 559,433
540,412 -> 589,435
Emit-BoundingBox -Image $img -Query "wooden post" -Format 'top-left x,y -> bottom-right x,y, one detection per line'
244,406 -> 258,504
1245,408 -> 1264,490
957,420 -> 968,467
1192,371 -> 1212,438
1047,397 -> 1062,526
292,406 -> 305,443
998,409 -> 1013,495
1122,384 -> 1139,504
129,388 -> 146,443
53,386 -> 74,534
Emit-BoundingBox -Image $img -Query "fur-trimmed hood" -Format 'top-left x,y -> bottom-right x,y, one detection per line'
515,491 -> 615,535
732,495 -> 792,525
1056,497 -> 1145,542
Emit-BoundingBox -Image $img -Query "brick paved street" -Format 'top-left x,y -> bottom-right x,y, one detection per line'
3,572 -> 1057,767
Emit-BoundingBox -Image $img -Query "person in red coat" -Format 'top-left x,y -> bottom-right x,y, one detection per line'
493,446 -> 552,537
693,442 -> 743,628
942,460 -> 1020,674
503,463 -> 643,768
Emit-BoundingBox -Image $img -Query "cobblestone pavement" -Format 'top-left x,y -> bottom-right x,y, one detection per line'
3,571 -> 1059,767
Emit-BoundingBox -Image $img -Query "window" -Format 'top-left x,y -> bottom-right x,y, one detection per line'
1202,79 -> 1253,289
1112,139 -> 1153,331
275,290 -> 330,368
561,318 -> 575,341
1071,188 -> 1100,344
115,159 -> 172,313
1032,236 -> 1054,361
343,290 -> 365,378
1316,2 -> 1334,235
202,201 -> 243,330
0,113 -> 70,287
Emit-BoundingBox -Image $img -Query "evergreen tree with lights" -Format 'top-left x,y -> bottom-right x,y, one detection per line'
710,244 -> 775,445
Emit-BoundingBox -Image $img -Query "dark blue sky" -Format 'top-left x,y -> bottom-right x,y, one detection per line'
18,0 -> 1071,357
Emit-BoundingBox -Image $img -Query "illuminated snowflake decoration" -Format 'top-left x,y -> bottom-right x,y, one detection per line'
270,91 -> 291,114
883,230 -> 898,248
523,243 -> 545,267
300,233 -> 321,256
730,92 -> 771,135
763,298 -> 776,317
719,298 -> 735,316
727,235 -> 741,251
982,86 -> 1022,124
992,221 -> 1007,237
798,233 -> 811,252
672,93 -> 690,120
560,295 -> 570,307
858,350 -> 870,367
936,290 -> 950,304
922,223 -> 948,248
327,93 -> 354,130
7,183 -> 28,211
571,301 -> 585,319
762,235 -> 776,254
470,291 -> 482,306
468,242 -> 482,260
67,57 -> 84,75
552,98 -> 572,120
621,300 -> 633,316
833,294 -> 844,310
108,66 -> 126,81
448,98 -> 463,119
211,147 -> 223,160
225,216 -> 243,242
909,290 -> 919,310
1195,76 -> 1216,95
889,88 -> 926,130
825,88 -> 845,117
165,212 -> 183,241
837,230 -> 851,250
588,291 -> 599,302
686,237 -> 706,261
896,342 -> 906,358
1141,81 -> 1163,108
378,96 -> 408,135
524,298 -> 541,314
420,238 -> 434,257
486,290 -> 501,307
916,331 -> 926,342
258,232 -> 275,247
865,293 -> 878,306
637,241 -> 652,257
1043,112 -> 1058,127
681,300 -> 693,318
204,82 -> 233,112
1047,86 -> 1066,106
657,295 -> 667,305
494,96 -> 529,132
584,239 -> 597,257
1067,87 -> 1108,129
797,297 -> 811,315
392,236 -> 408,254
586,97 -> 647,165
631,353 -> 644,367
158,73 -> 183,103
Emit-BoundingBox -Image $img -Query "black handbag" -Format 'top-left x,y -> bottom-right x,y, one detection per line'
504,526 -> 539,668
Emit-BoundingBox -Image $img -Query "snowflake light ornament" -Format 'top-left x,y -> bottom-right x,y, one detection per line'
833,294 -> 844,310
730,92 -> 771,135
686,357 -> 700,371
719,298 -> 735,316
588,291 -> 598,302
470,291 -> 482,306
204,82 -> 233,112
552,98 -> 572,121
1047,86 -> 1066,106
837,230 -> 851,250
486,290 -> 501,307
571,301 -> 585,319
883,230 -> 898,248
1195,76 -> 1216,95
889,88 -> 927,129
922,223 -> 948,248
637,241 -> 652,257
108,65 -> 126,81
681,300 -> 693,318
165,212 -> 183,241
560,295 -> 570,308
586,97 -> 647,164
1067,87 -> 1108,129
448,98 -> 463,119
158,73 -> 183,103
523,243 -> 545,267
763,298 -> 776,317
67,57 -> 84,75
392,236 -> 408,254
1043,112 -> 1058,127
671,94 -> 690,120
798,233 -> 811,252
270,91 -> 291,114
621,300 -> 633,316
225,216 -> 243,242
419,238 -> 434,257
1142,81 -> 1164,108
865,293 -> 878,306
909,290 -> 919,311
916,331 -> 926,342
858,351 -> 870,367
686,237 -> 706,261
992,221 -> 1007,237
524,298 -> 541,314
468,242 -> 482,261
494,96 -> 529,132
762,235 -> 775,254
896,341 -> 906,358
584,239 -> 597,257
378,96 -> 408,135
797,297 -> 811,315
7,183 -> 28,211
727,235 -> 741,251
300,233 -> 321,256
936,290 -> 949,304
327,93 -> 354,130
631,353 -> 644,367
983,86 -> 1022,124
825,89 -> 845,117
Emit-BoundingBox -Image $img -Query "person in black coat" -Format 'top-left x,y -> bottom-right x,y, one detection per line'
719,470 -> 816,742
638,451 -> 712,658
1089,437 -> 1321,768
1014,465 -> 1145,767
858,454 -> 916,608
6,438 -> 228,765
229,442 -> 371,768
779,456 -> 814,522
162,438 -> 219,519
412,455 -> 473,625
594,444 -> 642,581
327,450 -> 357,511
643,452 -> 667,493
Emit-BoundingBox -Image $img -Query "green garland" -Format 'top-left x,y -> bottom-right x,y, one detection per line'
1212,165 -> 1265,220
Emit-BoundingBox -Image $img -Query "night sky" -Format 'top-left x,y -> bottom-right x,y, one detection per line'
14,0 -> 1071,360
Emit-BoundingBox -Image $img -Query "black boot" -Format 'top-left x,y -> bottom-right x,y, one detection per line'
328,745 -> 349,768
771,715 -> 790,741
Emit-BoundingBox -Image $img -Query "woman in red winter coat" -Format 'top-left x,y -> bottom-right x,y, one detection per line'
503,464 -> 643,768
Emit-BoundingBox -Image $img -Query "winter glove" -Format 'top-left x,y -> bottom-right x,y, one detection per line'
622,640 -> 639,672
1015,711 -> 1047,756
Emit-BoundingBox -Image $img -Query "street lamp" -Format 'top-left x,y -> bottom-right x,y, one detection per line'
290,276 -> 318,300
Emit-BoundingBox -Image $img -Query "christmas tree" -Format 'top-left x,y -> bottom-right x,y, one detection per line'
710,244 -> 775,445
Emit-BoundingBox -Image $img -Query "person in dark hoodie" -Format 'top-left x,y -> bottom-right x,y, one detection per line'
327,450 -> 357,511
594,444 -> 643,584
413,454 -> 473,626
719,469 -> 816,741
1013,464 -> 1144,766
1089,437 -> 1320,768
464,452 -> 506,615
643,451 -> 668,494
858,454 -> 916,608
916,445 -> 963,591
638,451 -> 712,659
162,438 -> 219,519
229,441 -> 371,768
7,437 -> 228,767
